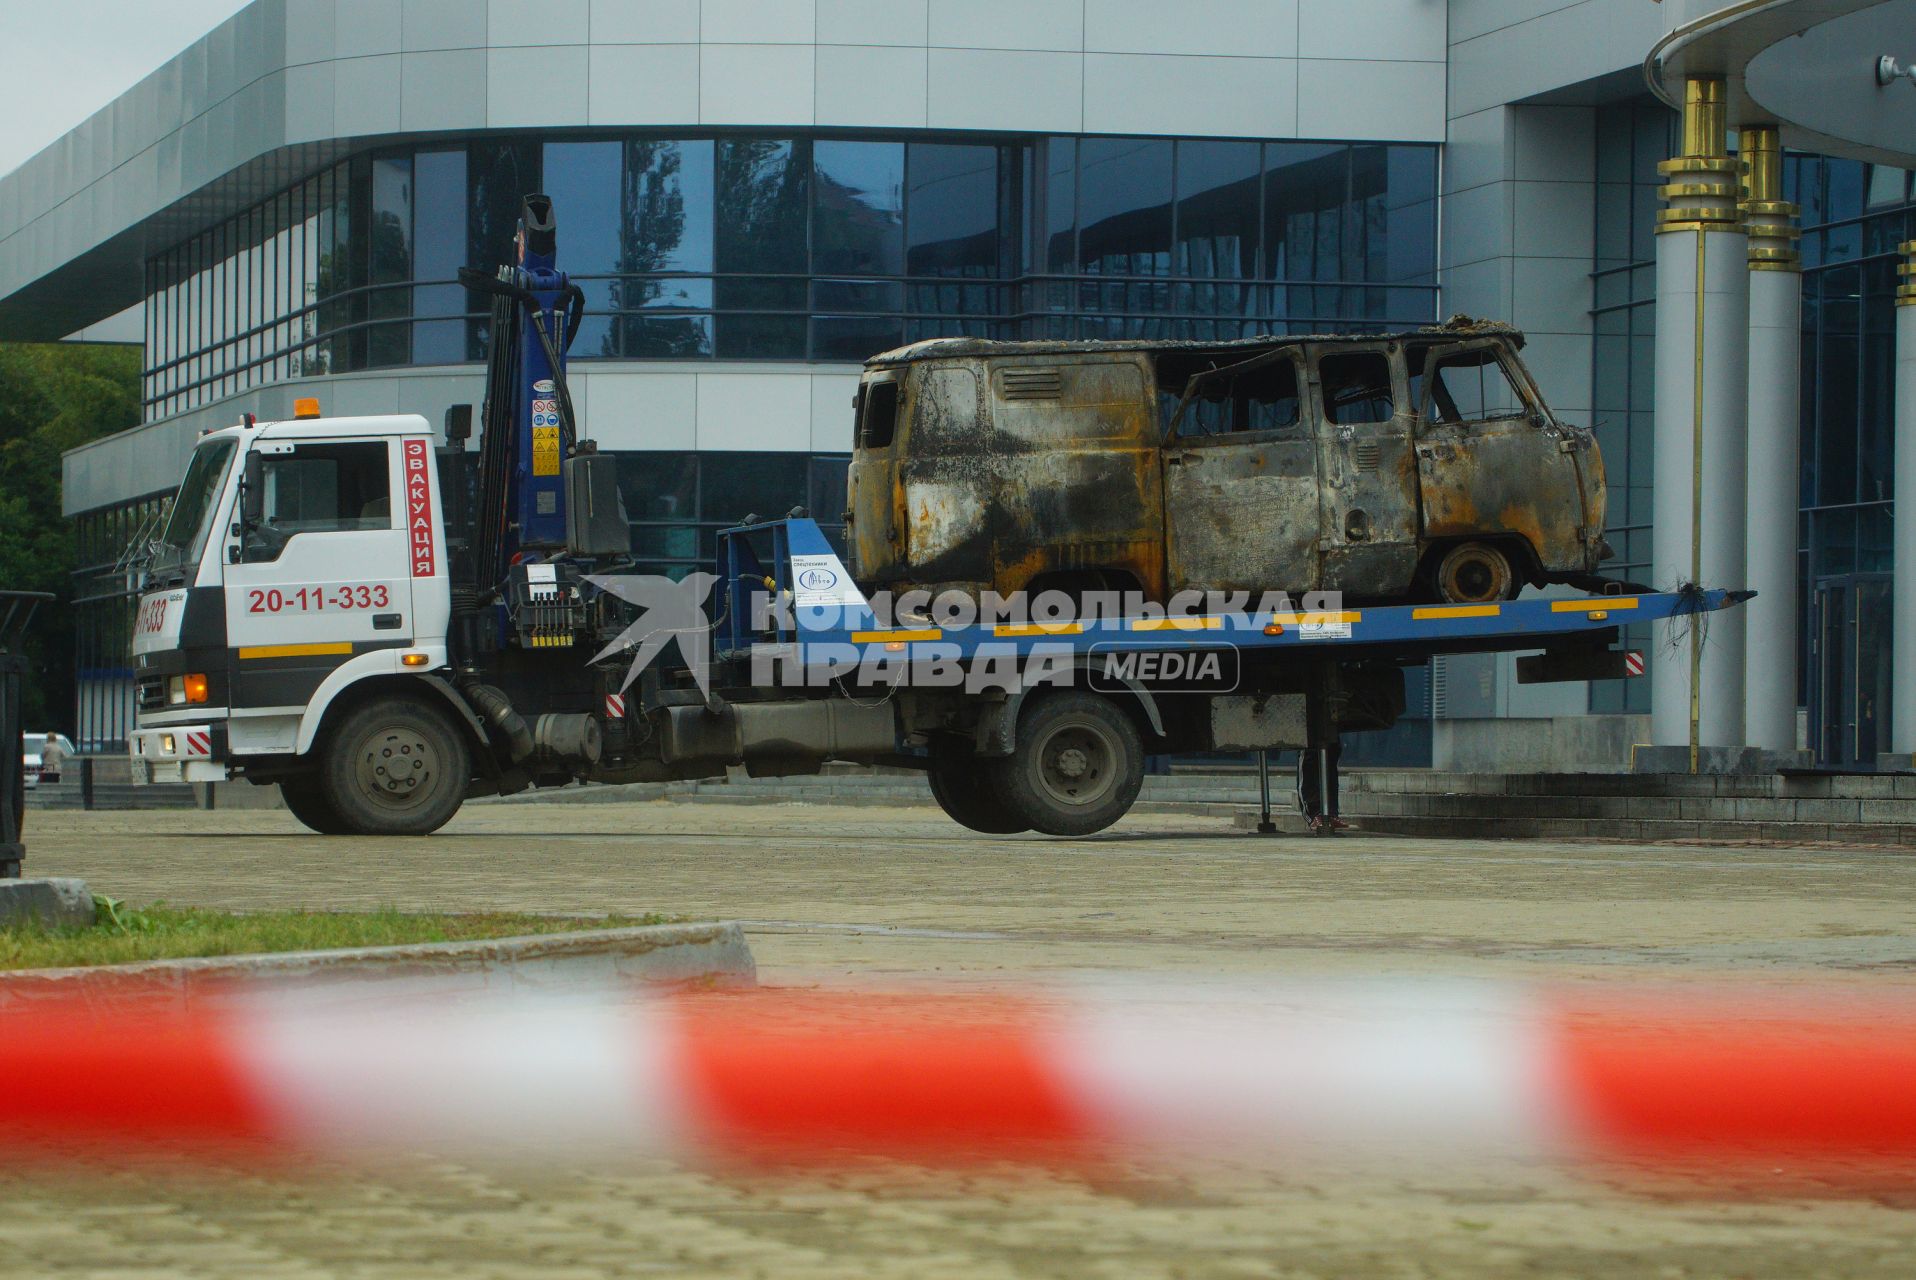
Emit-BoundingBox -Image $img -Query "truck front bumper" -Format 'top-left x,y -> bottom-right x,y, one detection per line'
128,724 -> 228,784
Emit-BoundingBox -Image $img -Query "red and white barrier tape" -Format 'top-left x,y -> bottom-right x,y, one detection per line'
5,981 -> 1916,1166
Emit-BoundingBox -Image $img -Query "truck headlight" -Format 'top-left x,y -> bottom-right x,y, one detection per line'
167,674 -> 209,705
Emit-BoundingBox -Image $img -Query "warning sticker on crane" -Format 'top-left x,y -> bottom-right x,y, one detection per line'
532,417 -> 561,477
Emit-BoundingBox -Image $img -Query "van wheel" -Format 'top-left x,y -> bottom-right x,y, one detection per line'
318,698 -> 470,836
996,692 -> 1144,836
1435,542 -> 1516,604
279,775 -> 352,835
926,737 -> 1029,834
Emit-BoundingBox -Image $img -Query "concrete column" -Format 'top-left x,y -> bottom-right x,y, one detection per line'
1893,239 -> 1916,756
1740,126 -> 1802,753
1648,78 -> 1749,765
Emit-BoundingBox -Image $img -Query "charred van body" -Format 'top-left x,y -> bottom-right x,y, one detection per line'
846,319 -> 1610,607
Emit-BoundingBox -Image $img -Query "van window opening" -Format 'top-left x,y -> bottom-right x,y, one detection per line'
1318,352 -> 1395,425
859,379 -> 899,448
1409,345 -> 1527,423
1160,352 -> 1303,437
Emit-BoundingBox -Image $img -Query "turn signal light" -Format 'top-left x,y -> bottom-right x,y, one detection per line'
293,397 -> 322,419
167,674 -> 209,705
400,652 -> 430,667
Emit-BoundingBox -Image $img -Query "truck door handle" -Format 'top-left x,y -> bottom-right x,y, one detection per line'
1166,451 -> 1200,466
373,613 -> 403,630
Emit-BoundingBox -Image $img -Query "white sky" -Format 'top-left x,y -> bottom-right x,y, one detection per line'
0,0 -> 251,178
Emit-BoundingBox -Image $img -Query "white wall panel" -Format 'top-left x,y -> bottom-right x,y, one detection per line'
332,0 -> 401,59
584,372 -> 699,451
401,50 -> 488,132
333,53 -> 403,136
817,0 -> 928,47
587,44 -> 701,124
816,45 -> 929,129
1085,0 -> 1295,58
928,0 -> 1082,52
1084,54 -> 1297,139
590,0 -> 701,43
1298,0 -> 1445,61
1296,58 -> 1444,142
699,44 -> 816,124
488,45 -> 590,125
696,373 -> 814,451
702,0 -> 817,45
489,0 -> 589,47
809,374 -> 860,453
402,0 -> 488,52
927,48 -> 1082,133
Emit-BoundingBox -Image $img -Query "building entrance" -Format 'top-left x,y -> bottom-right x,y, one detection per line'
1811,573 -> 1893,767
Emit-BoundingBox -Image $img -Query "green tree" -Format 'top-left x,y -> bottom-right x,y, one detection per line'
0,342 -> 141,731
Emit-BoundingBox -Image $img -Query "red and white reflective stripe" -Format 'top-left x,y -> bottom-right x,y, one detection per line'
184,731 -> 212,757
605,693 -> 626,720
1624,650 -> 1646,676
5,982 -> 1916,1166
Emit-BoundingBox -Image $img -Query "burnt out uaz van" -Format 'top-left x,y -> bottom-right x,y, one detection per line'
845,320 -> 1609,606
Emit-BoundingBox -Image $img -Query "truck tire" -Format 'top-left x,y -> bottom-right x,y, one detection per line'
926,737 -> 1029,834
279,775 -> 352,835
1435,541 -> 1516,605
318,697 -> 471,836
995,691 -> 1144,836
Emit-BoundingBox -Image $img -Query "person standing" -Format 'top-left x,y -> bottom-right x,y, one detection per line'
38,733 -> 65,784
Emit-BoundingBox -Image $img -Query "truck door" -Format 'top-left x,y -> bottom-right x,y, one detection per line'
845,373 -> 903,585
223,436 -> 414,708
1308,345 -> 1420,597
1160,349 -> 1321,594
1409,339 -> 1588,574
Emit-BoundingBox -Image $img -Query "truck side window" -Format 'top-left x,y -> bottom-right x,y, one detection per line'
1318,352 -> 1394,425
859,380 -> 899,448
261,442 -> 392,534
1418,348 -> 1527,423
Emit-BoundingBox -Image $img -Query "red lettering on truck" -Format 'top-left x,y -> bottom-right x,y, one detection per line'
404,439 -> 435,578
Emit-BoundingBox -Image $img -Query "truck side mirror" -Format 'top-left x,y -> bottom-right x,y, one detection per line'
444,403 -> 473,446
240,450 -> 265,527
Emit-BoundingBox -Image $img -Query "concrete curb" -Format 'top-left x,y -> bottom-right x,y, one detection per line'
0,878 -> 95,929
0,921 -> 756,1012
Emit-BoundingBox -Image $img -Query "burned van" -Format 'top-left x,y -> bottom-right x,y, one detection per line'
844,321 -> 1608,606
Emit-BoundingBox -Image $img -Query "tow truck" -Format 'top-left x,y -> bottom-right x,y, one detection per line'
126,195 -> 1750,837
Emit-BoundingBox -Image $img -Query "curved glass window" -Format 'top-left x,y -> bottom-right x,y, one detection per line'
141,134 -> 1439,417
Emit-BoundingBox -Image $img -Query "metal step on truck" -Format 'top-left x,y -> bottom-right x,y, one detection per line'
124,195 -> 1750,838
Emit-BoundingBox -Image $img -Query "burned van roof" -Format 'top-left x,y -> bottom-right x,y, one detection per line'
862,317 -> 1525,369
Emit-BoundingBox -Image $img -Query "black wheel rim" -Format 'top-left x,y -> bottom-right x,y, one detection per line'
1031,718 -> 1120,809
351,723 -> 443,814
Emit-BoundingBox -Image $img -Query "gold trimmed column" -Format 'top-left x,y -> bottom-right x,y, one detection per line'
1649,78 -> 1750,768
1739,125 -> 1802,755
1894,239 -> 1916,757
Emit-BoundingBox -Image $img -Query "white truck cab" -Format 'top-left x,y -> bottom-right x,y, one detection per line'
129,409 -> 455,826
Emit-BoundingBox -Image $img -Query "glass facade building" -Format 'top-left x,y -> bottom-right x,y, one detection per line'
142,134 -> 1438,418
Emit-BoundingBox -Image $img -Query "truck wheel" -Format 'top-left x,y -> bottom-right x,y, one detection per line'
1435,542 -> 1516,604
996,692 -> 1143,836
926,737 -> 1029,834
279,775 -> 352,835
318,698 -> 470,836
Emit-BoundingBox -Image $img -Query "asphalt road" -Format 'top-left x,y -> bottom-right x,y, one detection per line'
8,801 -> 1916,1279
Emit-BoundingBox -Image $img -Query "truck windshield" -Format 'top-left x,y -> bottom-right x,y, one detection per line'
151,438 -> 236,579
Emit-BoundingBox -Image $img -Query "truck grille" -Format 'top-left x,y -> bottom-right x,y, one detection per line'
137,676 -> 166,712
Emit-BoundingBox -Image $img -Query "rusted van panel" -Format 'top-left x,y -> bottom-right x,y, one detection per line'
848,324 -> 1608,604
